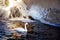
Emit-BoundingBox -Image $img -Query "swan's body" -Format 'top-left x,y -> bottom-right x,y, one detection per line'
14,23 -> 28,36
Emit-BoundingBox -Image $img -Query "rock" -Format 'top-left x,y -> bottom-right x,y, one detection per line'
40,8 -> 60,26
9,6 -> 21,18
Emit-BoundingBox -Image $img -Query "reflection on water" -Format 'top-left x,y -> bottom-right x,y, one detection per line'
0,20 -> 60,40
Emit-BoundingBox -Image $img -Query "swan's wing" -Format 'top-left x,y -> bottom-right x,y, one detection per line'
14,28 -> 27,35
14,28 -> 26,32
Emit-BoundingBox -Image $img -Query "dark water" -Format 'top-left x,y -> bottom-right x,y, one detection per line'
26,21 -> 60,40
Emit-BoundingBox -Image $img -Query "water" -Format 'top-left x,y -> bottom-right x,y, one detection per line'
0,21 -> 5,37
0,20 -> 60,40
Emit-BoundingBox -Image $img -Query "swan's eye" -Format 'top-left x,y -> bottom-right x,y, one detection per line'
23,16 -> 26,18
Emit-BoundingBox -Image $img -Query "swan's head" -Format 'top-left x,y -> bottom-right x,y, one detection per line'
25,23 -> 28,25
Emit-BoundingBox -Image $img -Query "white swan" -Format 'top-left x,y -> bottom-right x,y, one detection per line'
14,23 -> 28,36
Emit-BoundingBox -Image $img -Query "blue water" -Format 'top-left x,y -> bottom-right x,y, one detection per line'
0,21 -> 5,37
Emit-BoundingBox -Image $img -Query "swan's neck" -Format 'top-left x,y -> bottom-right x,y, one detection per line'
24,23 -> 28,31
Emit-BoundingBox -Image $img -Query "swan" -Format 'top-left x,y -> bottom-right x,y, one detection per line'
6,20 -> 35,36
13,23 -> 28,36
